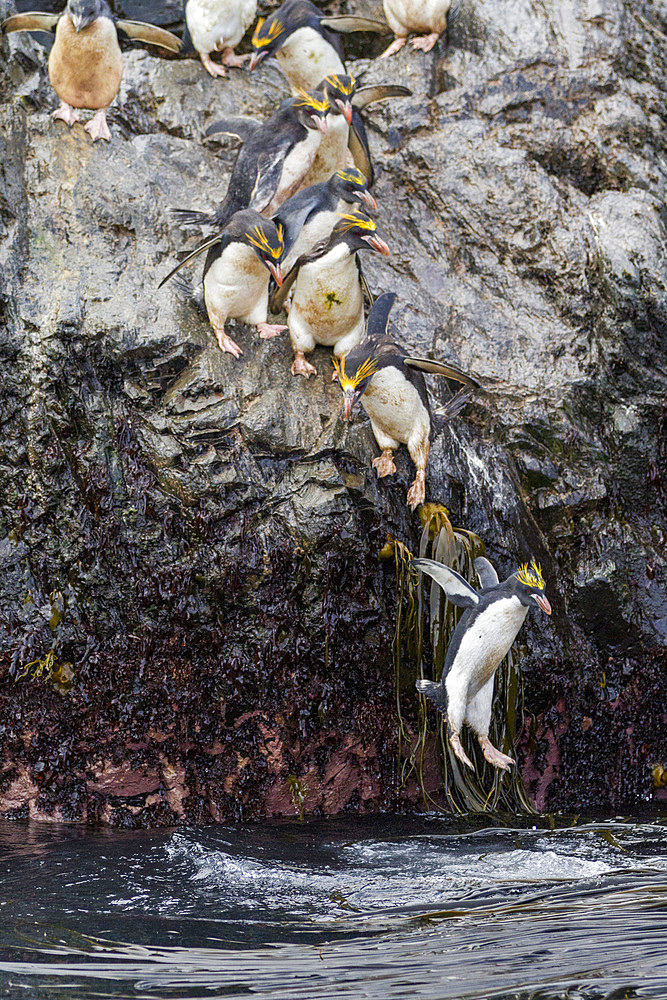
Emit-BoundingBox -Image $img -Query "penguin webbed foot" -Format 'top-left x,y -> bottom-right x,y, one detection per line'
406,476 -> 426,509
411,32 -> 440,53
380,36 -> 407,58
220,47 -> 250,68
257,322 -> 287,340
52,102 -> 80,127
200,51 -> 227,77
214,327 -> 243,357
291,352 -> 317,378
84,110 -> 111,142
372,449 -> 396,478
478,735 -> 515,772
449,732 -> 474,772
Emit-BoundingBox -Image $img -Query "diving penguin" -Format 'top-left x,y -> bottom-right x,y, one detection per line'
172,91 -> 330,231
335,292 -> 478,509
381,0 -> 453,57
298,74 -> 411,189
184,0 -> 255,78
274,167 -> 377,274
249,0 -> 387,94
271,211 -> 390,378
1,0 -> 181,141
159,209 -> 286,358
413,556 -> 552,771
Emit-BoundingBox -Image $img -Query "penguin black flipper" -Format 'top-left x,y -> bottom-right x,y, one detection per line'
319,15 -> 389,34
348,108 -> 374,185
250,147 -> 292,213
1,12 -> 59,34
474,556 -> 500,589
269,257 -> 300,314
412,558 -> 480,608
403,357 -> 480,389
365,291 -> 397,338
115,20 -> 182,52
352,84 -> 412,110
205,116 -> 262,143
158,233 -> 228,288
358,257 -> 375,307
272,184 -> 328,257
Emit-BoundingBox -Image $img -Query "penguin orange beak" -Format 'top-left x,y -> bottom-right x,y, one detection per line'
535,594 -> 552,615
249,51 -> 266,71
336,99 -> 353,125
267,262 -> 283,286
312,115 -> 328,134
359,190 -> 377,211
363,234 -> 390,255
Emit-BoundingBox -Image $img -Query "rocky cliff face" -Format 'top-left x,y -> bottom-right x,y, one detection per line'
0,0 -> 664,826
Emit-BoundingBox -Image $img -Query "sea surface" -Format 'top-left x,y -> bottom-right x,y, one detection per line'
0,814 -> 665,999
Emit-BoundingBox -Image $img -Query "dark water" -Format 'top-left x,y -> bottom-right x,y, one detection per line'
0,815 -> 665,1000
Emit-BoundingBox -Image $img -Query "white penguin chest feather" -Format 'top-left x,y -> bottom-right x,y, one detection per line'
276,26 -> 345,93
291,243 -> 363,343
283,205 -> 340,272
186,0 -> 256,54
203,242 -> 268,325
301,115 -> 350,186
447,597 -> 528,701
362,367 -> 430,447
383,0 -> 450,35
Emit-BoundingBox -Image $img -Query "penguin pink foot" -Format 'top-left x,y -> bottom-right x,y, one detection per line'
53,102 -> 80,126
200,51 -> 227,77
291,352 -> 317,378
381,36 -> 407,57
407,474 -> 426,509
220,47 -> 250,68
479,736 -> 515,771
257,322 -> 287,340
411,32 -> 439,52
372,449 -> 396,478
450,732 -> 474,771
214,328 -> 243,357
84,109 -> 111,142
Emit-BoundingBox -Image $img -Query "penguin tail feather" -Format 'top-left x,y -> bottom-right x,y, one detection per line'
416,679 -> 447,713
170,208 -> 215,227
434,386 -> 474,420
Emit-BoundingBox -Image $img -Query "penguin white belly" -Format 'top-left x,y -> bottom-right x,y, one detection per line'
299,116 -> 350,188
361,368 -> 430,447
265,131 -> 322,214
185,0 -> 256,53
49,15 -> 123,110
283,206 -> 340,272
276,27 -> 345,93
447,598 -> 528,704
383,0 -> 450,35
289,245 -> 364,348
204,243 -> 268,327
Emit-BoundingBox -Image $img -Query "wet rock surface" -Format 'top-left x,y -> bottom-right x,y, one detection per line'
0,0 -> 665,825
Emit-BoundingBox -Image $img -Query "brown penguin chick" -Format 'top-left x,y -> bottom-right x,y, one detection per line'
2,0 -> 181,141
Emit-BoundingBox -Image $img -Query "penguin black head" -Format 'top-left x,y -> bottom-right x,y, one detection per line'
237,215 -> 285,286
332,210 -> 389,255
329,168 -> 377,212
510,561 -> 552,615
67,0 -> 103,32
292,90 -> 330,134
320,74 -> 357,125
249,12 -> 289,69
334,291 -> 395,419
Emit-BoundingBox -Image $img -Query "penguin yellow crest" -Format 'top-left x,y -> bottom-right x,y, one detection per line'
335,168 -> 366,186
515,561 -> 545,588
252,17 -> 283,47
333,354 -> 377,391
324,74 -> 357,95
246,223 -> 284,260
293,89 -> 330,113
336,212 -> 377,233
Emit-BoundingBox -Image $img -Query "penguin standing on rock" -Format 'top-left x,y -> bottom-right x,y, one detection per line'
335,292 -> 478,509
274,168 -> 377,274
271,211 -> 390,378
413,557 -> 552,771
184,0 -> 256,78
381,0 -> 453,57
172,92 -> 329,230
159,209 -> 286,358
1,0 -> 181,141
249,0 -> 387,94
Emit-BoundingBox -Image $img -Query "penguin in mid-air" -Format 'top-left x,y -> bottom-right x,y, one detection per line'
274,167 -> 377,274
298,74 -> 411,189
381,0 -> 453,57
271,211 -> 390,378
413,556 -> 552,772
249,0 -> 387,94
172,91 -> 329,231
184,0 -> 256,78
1,0 -> 181,141
335,292 -> 478,509
159,210 -> 286,358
